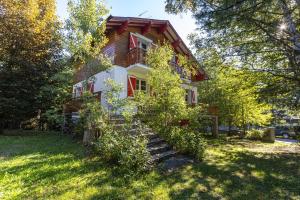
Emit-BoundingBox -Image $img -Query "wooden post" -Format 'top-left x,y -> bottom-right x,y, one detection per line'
263,127 -> 275,143
212,115 -> 219,138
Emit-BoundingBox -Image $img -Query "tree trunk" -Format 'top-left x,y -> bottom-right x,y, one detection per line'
241,106 -> 246,138
228,119 -> 232,136
212,116 -> 219,138
83,129 -> 94,145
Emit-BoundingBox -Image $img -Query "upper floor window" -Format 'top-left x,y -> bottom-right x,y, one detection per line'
138,39 -> 149,51
129,32 -> 152,51
103,44 -> 115,63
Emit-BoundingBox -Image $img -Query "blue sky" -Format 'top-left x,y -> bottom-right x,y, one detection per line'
56,0 -> 197,46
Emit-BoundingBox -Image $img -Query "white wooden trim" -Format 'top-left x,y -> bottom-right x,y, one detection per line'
131,32 -> 153,43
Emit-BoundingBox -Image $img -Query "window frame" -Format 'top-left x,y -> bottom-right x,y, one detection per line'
135,78 -> 147,92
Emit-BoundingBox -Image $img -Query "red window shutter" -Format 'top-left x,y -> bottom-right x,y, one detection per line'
91,83 -> 94,93
129,33 -> 138,50
127,76 -> 136,97
175,55 -> 179,64
80,87 -> 83,96
87,82 -> 94,93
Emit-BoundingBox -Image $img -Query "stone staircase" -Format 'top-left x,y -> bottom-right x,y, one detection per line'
110,116 -> 177,164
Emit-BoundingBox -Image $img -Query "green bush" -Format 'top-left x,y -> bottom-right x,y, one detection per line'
93,130 -> 150,173
245,129 -> 265,140
162,127 -> 206,161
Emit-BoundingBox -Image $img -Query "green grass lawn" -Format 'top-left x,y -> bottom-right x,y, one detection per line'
1,132 -> 300,200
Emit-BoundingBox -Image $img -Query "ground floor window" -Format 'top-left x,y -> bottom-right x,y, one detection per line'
185,89 -> 190,103
185,89 -> 196,105
127,76 -> 148,97
136,78 -> 147,92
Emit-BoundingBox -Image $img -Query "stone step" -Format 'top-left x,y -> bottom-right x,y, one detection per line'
112,123 -> 138,129
112,124 -> 127,129
109,118 -> 126,124
142,132 -> 159,140
150,150 -> 177,163
147,137 -> 165,147
128,127 -> 152,133
147,143 -> 171,155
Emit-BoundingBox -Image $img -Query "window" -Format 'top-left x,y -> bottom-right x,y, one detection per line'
185,89 -> 189,103
141,80 -> 147,91
135,79 -> 147,92
138,40 -> 149,50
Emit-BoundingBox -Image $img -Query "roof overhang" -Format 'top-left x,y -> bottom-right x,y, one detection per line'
106,16 -> 192,56
106,15 -> 208,81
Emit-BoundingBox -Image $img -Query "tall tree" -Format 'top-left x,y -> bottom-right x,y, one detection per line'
66,0 -> 111,76
198,52 -> 272,133
65,0 -> 111,143
0,0 -> 62,128
165,0 -> 300,109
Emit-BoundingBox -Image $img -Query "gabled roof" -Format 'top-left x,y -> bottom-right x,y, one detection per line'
106,15 -> 193,57
106,16 -> 207,80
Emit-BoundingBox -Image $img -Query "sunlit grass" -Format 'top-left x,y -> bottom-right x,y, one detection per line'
0,132 -> 299,199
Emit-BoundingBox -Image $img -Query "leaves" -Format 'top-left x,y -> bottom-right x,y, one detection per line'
137,44 -> 187,127
0,0 -> 62,127
66,0 -> 109,64
198,54 -> 272,128
166,0 -> 300,110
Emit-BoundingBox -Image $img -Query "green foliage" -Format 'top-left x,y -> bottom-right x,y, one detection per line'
77,79 -> 150,173
136,44 -> 207,159
245,129 -> 265,140
66,0 -> 112,141
66,0 -> 110,69
105,78 -> 135,121
78,79 -> 135,137
39,67 -> 74,129
93,130 -> 150,173
136,44 -> 187,127
0,0 -> 62,128
79,91 -> 110,133
164,127 -> 207,160
2,132 -> 300,199
165,0 -> 300,110
185,105 -> 211,132
198,53 -> 272,130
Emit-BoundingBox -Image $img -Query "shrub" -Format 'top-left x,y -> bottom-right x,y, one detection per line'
93,130 -> 150,173
161,127 -> 206,161
245,129 -> 265,140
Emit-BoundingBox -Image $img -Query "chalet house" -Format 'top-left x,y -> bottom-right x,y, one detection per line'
72,16 -> 207,109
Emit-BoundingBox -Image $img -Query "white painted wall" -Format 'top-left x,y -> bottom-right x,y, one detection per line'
73,65 -> 199,108
73,65 -> 128,108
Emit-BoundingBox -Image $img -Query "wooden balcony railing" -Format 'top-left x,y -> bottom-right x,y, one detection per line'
127,48 -> 147,66
127,47 -> 191,80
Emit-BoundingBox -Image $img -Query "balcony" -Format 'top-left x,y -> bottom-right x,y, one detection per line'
126,47 -> 192,81
127,48 -> 147,66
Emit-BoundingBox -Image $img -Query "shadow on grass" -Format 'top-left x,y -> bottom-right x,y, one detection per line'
1,133 -> 300,199
165,151 -> 300,199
